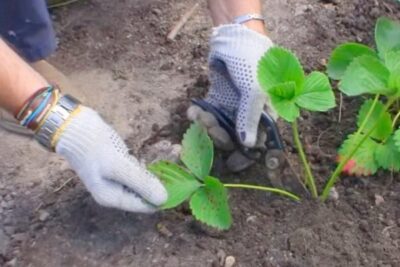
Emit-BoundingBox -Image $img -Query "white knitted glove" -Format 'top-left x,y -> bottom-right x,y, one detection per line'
55,107 -> 167,213
188,24 -> 275,149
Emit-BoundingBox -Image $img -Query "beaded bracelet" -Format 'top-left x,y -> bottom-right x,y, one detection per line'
15,87 -> 50,119
16,86 -> 60,132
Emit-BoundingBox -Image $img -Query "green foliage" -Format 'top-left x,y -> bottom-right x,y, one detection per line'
150,122 -> 231,229
327,43 -> 377,80
356,99 -> 392,141
375,17 -> 400,58
337,98 -> 398,175
148,161 -> 201,209
339,55 -> 392,96
324,17 -> 400,180
385,51 -> 400,90
258,47 -> 335,122
393,128 -> 400,151
150,121 -> 299,229
258,47 -> 305,91
328,17 -> 400,98
267,82 -> 299,122
296,71 -> 336,112
338,133 -> 379,176
190,176 -> 232,230
181,122 -> 213,180
375,136 -> 400,172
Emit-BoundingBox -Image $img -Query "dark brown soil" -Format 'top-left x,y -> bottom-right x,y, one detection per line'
0,0 -> 399,266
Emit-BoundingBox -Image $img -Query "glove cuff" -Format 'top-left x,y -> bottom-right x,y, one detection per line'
210,24 -> 274,54
55,107 -> 111,168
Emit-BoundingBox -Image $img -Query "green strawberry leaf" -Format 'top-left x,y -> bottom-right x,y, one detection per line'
338,133 -> 379,176
375,136 -> 400,171
268,82 -> 299,122
375,17 -> 400,58
258,47 -> 305,92
181,122 -> 213,180
327,42 -> 377,80
388,68 -> 400,91
385,51 -> 400,91
384,50 -> 400,72
189,176 -> 232,230
149,161 -> 201,209
295,71 -> 336,112
357,99 -> 392,141
339,55 -> 392,96
392,127 -> 400,151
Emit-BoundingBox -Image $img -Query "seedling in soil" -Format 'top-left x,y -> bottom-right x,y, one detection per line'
151,17 -> 400,229
257,17 -> 400,201
149,123 -> 299,230
257,46 -> 336,198
323,17 -> 400,199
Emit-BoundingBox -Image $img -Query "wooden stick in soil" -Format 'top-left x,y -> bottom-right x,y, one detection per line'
167,3 -> 200,40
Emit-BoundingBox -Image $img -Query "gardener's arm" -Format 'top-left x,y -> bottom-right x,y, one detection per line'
0,40 -> 48,114
208,0 -> 267,35
0,39 -> 167,212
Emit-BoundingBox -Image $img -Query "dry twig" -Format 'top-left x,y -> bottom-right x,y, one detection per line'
167,3 -> 200,40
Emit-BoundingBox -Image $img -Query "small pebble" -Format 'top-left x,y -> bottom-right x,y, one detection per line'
226,151 -> 255,173
156,223 -> 173,238
224,256 -> 236,267
246,215 -> 257,223
217,249 -> 226,266
328,187 -> 339,201
38,210 -> 50,222
374,194 -> 384,206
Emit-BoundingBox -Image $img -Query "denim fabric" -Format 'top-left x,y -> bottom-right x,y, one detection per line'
0,0 -> 56,62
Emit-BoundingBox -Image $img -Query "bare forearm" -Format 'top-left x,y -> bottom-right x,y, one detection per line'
207,0 -> 267,35
0,39 -> 48,115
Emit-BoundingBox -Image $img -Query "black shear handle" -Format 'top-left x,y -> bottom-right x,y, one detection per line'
260,112 -> 284,150
191,99 -> 284,151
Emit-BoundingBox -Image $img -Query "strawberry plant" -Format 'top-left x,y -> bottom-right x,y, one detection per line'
257,47 -> 336,198
149,123 -> 300,230
321,17 -> 400,199
151,16 -> 400,230
257,17 -> 400,201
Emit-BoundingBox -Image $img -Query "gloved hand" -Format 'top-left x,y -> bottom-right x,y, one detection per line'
55,107 -> 167,213
188,24 -> 276,149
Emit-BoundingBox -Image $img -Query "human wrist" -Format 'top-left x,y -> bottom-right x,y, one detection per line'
208,0 -> 267,35
0,40 -> 49,115
242,20 -> 267,36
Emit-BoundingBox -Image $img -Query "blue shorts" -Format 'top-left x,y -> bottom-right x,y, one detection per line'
0,0 -> 56,62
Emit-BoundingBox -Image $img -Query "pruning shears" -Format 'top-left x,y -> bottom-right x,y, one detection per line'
191,99 -> 286,171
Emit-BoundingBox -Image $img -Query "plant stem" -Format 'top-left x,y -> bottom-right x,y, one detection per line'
292,120 -> 318,198
354,94 -> 380,138
321,98 -> 396,200
392,109 -> 400,128
224,184 -> 300,201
